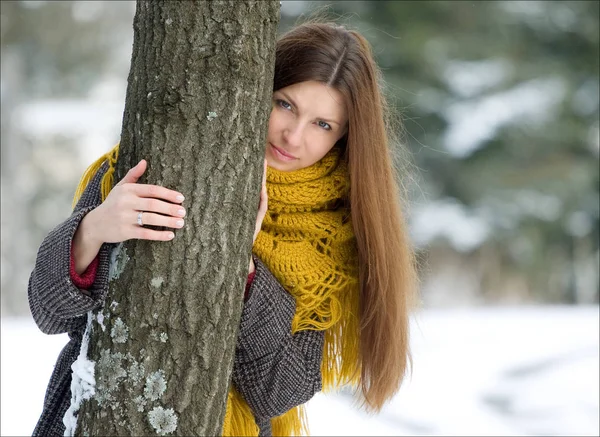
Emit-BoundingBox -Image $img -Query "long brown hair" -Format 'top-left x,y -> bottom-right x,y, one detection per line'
274,20 -> 419,411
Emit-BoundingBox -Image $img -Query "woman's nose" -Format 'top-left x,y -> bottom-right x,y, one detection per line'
283,121 -> 303,148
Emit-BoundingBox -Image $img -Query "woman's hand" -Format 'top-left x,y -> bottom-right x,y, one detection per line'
72,159 -> 185,274
249,159 -> 268,274
87,159 -> 186,244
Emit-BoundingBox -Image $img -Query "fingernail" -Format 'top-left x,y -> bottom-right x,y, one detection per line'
176,220 -> 184,228
167,232 -> 175,240
177,208 -> 186,217
176,194 -> 185,202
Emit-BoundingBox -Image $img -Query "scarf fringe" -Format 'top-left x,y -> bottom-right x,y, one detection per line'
222,388 -> 310,437
321,282 -> 361,392
223,388 -> 260,436
271,405 -> 309,436
72,143 -> 119,207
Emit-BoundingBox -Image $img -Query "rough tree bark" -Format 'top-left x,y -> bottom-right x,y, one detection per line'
76,1 -> 279,435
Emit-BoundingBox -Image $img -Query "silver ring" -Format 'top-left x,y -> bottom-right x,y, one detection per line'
137,211 -> 144,226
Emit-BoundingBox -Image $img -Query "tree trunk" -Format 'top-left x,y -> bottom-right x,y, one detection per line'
76,1 -> 279,435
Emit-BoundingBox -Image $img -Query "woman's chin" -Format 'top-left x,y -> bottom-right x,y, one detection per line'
266,159 -> 296,172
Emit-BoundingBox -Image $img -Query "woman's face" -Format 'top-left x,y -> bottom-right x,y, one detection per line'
266,81 -> 348,172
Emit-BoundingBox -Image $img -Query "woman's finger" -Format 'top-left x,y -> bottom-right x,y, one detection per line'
137,211 -> 184,230
260,158 -> 268,210
137,197 -> 186,218
116,159 -> 147,186
253,161 -> 269,244
263,158 -> 267,183
133,227 -> 176,241
259,182 -> 268,213
132,184 -> 185,204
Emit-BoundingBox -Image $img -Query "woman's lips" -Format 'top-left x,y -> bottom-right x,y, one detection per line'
269,143 -> 297,161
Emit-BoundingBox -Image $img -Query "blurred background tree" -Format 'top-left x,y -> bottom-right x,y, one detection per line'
1,0 -> 598,316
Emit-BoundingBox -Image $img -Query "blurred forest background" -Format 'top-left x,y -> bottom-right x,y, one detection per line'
1,0 -> 598,317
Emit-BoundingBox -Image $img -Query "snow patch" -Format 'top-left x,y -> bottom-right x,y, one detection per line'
443,58 -> 513,98
63,312 -> 96,436
443,77 -> 567,158
96,311 -> 106,332
410,198 -> 490,251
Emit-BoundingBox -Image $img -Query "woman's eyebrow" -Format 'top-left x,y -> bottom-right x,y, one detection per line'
278,90 -> 342,127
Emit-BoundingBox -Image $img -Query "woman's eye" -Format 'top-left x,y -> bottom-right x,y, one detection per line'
318,120 -> 332,131
277,99 -> 292,110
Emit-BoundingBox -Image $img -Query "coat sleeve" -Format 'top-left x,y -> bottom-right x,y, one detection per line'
232,256 -> 325,420
28,162 -> 113,335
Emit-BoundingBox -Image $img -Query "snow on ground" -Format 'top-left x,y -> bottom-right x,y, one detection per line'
2,306 -> 598,436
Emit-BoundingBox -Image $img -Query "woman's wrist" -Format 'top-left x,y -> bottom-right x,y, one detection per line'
72,210 -> 104,275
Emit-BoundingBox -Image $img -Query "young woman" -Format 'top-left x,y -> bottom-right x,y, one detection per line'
29,20 -> 418,437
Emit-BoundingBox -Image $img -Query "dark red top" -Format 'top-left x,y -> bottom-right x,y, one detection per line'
70,242 -> 99,289
245,271 -> 256,299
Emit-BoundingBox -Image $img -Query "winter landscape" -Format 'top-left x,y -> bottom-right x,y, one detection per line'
2,2 -> 598,436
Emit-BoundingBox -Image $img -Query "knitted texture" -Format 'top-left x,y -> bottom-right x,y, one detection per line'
255,147 -> 359,333
31,160 -> 324,437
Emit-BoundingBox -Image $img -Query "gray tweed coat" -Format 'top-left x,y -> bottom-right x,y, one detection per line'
28,162 -> 324,436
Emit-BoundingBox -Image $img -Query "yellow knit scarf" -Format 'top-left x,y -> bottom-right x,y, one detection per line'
73,145 -> 360,436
